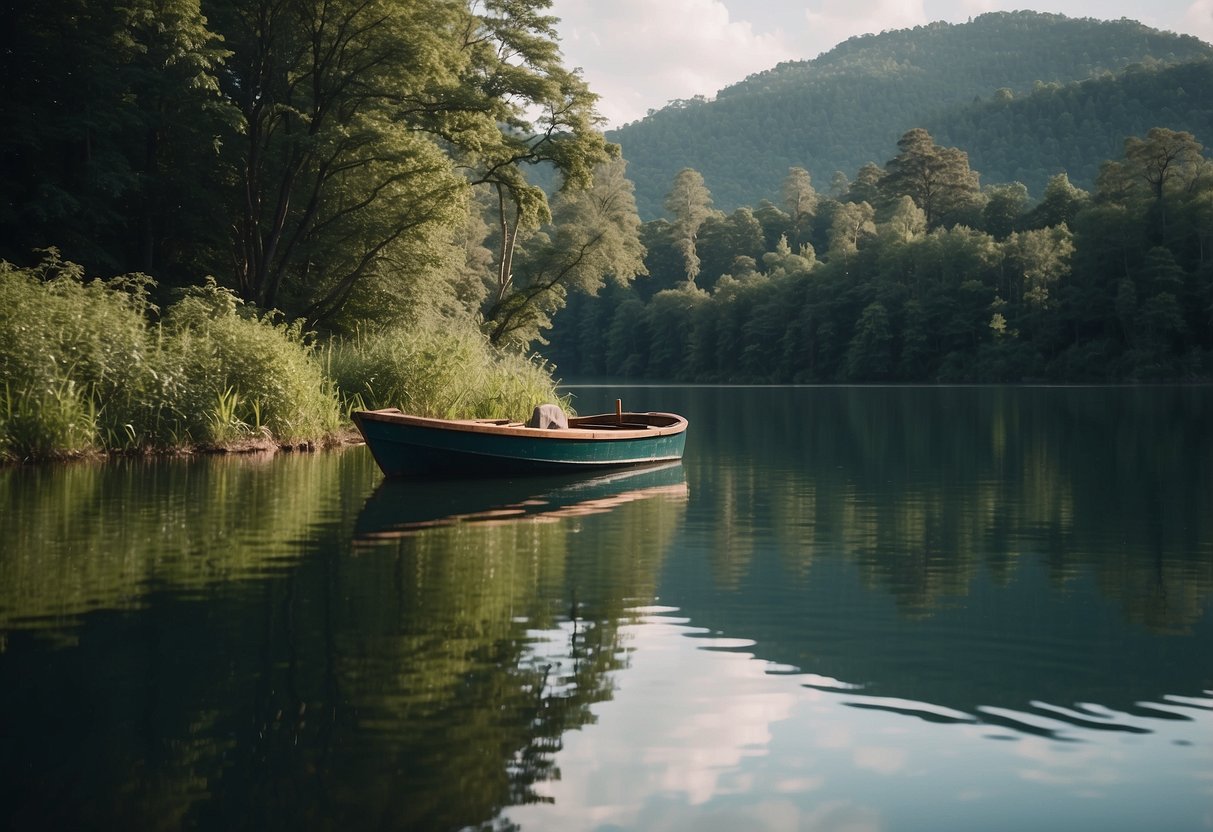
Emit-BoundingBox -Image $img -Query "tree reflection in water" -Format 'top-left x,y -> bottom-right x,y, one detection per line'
0,452 -> 688,831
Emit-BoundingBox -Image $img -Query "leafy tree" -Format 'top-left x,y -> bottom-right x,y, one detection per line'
664,168 -> 717,286
1099,128 -> 1206,241
881,196 -> 928,244
846,163 -> 885,206
981,183 -> 1030,239
696,207 -> 766,290
646,285 -> 708,378
194,0 -> 616,330
827,201 -> 876,267
762,235 -> 818,278
881,128 -> 981,228
1024,173 -> 1090,229
481,158 -> 647,348
781,166 -> 819,248
1123,128 -> 1205,200
454,0 -> 617,342
845,302 -> 894,379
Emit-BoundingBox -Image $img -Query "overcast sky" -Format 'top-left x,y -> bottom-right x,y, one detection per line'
548,0 -> 1213,128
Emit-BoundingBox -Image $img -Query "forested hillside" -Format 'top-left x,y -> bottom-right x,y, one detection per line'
612,12 -> 1213,218
547,127 -> 1213,383
928,59 -> 1213,198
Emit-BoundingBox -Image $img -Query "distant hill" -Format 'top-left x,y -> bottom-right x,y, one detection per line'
610,11 -> 1213,219
926,58 -> 1213,197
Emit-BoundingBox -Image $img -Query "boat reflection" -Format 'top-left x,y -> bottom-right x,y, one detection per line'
353,461 -> 689,544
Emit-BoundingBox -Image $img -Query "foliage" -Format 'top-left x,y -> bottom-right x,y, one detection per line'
162,280 -> 343,445
480,158 -> 647,349
0,0 -> 616,334
1,253 -> 574,459
664,168 -> 718,286
326,324 -> 568,421
0,255 -> 343,458
0,251 -> 156,458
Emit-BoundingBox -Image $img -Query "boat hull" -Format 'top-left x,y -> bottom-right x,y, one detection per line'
353,409 -> 688,478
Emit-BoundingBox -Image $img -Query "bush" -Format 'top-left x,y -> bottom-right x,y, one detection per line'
0,252 -> 152,458
0,255 -> 344,459
162,281 -> 342,446
327,323 -> 569,420
1,253 -> 568,461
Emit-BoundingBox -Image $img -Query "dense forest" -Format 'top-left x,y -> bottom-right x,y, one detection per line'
928,59 -> 1213,197
547,126 -> 1213,382
611,12 -> 1213,217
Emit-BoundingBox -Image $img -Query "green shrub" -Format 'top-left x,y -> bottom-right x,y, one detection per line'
327,323 -> 569,420
0,256 -> 343,458
0,252 -> 152,458
1,381 -> 98,460
161,281 -> 343,446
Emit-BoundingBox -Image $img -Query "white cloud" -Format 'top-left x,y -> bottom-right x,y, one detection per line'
552,0 -> 799,127
551,0 -> 1213,133
1183,0 -> 1213,41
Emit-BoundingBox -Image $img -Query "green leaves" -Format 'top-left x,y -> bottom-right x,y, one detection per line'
481,157 -> 647,349
881,129 -> 981,228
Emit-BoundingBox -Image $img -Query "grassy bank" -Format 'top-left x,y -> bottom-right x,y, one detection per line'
0,254 -> 565,463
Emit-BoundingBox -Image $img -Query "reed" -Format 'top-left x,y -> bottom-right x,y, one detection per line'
1,257 -> 342,459
1,380 -> 98,460
326,323 -> 569,420
162,280 -> 342,446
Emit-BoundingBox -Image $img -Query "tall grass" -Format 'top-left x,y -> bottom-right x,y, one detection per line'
1,253 -> 568,461
162,280 -> 342,446
0,255 -> 341,459
326,322 -> 570,420
0,252 -> 149,459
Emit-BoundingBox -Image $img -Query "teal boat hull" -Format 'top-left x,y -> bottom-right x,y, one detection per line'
353,409 -> 688,478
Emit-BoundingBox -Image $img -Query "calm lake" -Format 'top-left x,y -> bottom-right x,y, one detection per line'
1,385 -> 1211,832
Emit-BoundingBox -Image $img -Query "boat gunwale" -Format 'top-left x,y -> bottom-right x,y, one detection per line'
353,408 -> 688,442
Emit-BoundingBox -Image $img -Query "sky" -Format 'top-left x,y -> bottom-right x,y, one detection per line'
548,0 -> 1213,128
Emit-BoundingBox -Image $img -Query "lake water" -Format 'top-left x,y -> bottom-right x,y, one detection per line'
1,386 -> 1210,832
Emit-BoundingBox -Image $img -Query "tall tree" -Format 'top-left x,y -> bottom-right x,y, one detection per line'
827,201 -> 876,268
1098,127 -> 1206,241
981,182 -> 1029,240
481,157 -> 647,348
781,166 -> 819,248
881,128 -> 981,228
451,0 -> 616,337
1123,128 -> 1205,200
1024,173 -> 1089,229
209,0 -> 614,328
664,168 -> 716,286
209,0 -> 471,323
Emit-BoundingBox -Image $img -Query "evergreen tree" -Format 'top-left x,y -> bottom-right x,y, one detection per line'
881,129 -> 982,228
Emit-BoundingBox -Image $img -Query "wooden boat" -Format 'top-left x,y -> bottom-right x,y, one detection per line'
353,402 -> 688,478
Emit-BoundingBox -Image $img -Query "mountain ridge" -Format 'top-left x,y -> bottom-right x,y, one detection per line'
608,11 -> 1213,219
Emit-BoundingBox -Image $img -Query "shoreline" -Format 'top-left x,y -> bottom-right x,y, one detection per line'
0,428 -> 366,467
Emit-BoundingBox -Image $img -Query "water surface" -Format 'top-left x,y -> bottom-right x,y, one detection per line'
1,386 -> 1210,831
